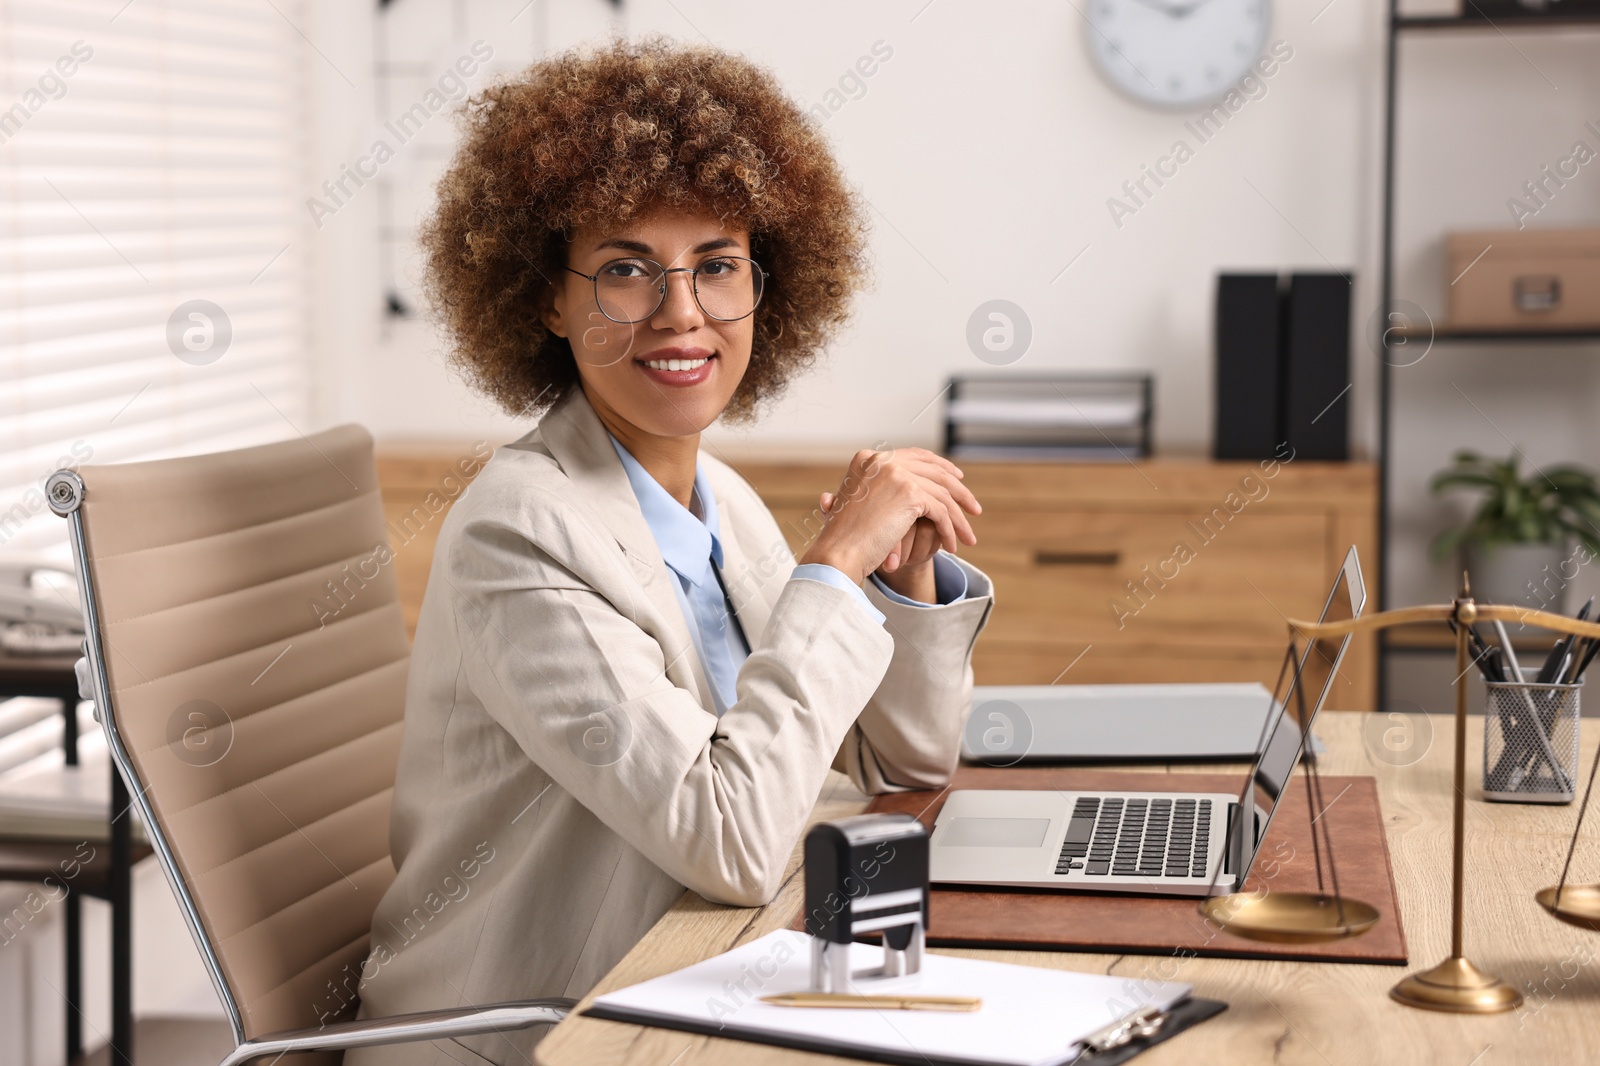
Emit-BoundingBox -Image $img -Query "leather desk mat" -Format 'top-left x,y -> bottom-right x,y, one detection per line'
795,766 -> 1408,965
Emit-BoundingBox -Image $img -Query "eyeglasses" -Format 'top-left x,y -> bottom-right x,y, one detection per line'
564,255 -> 767,324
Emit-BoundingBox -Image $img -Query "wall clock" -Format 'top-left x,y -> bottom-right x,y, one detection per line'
1085,0 -> 1272,109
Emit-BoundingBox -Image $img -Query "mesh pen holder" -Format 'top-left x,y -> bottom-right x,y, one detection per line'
1484,680 -> 1581,804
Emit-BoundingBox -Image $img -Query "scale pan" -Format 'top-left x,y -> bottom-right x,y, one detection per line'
1199,891 -> 1380,943
1536,884 -> 1600,931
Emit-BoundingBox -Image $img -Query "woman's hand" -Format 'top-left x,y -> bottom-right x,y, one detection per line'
870,516 -> 944,602
798,447 -> 981,589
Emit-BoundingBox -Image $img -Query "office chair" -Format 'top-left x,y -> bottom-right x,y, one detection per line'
45,426 -> 572,1065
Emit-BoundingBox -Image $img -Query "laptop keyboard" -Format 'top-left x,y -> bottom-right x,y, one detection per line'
1054,797 -> 1212,879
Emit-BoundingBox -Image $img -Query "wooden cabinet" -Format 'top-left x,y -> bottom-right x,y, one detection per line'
734,457 -> 1378,711
376,445 -> 1377,710
374,444 -> 493,640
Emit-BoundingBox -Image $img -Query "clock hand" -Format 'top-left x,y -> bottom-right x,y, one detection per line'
1123,0 -> 1184,17
1169,0 -> 1221,17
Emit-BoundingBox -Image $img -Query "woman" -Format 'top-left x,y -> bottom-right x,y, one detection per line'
349,35 -> 993,1066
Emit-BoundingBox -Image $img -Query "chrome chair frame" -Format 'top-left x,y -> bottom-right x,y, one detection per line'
47,469 -> 574,1064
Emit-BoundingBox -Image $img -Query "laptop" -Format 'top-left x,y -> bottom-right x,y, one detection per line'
929,546 -> 1365,898
962,683 -> 1278,764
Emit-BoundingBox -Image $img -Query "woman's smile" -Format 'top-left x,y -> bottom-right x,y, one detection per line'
636,345 -> 716,387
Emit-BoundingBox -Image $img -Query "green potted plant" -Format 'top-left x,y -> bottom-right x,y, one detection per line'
1430,449 -> 1600,611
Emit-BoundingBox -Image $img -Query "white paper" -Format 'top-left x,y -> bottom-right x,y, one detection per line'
590,930 -> 1191,1066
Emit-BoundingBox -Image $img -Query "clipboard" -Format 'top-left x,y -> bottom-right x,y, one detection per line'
583,995 -> 1226,1066
582,930 -> 1227,1066
1073,996 -> 1228,1064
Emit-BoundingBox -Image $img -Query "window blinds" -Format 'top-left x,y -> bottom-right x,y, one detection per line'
0,0 -> 312,774
0,0 -> 312,560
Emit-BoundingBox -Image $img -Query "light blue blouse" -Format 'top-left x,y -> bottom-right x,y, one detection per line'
607,435 -> 966,716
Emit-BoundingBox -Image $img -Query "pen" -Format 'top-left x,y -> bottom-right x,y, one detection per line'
1488,618 -> 1572,792
1449,620 -> 1476,675
1535,636 -> 1568,684
760,993 -> 982,1012
1470,624 -> 1504,681
1483,646 -> 1506,684
1561,600 -> 1597,683
1491,618 -> 1530,753
1560,638 -> 1586,684
1467,625 -> 1491,678
1572,634 -> 1600,683
1534,632 -> 1568,685
1488,619 -> 1532,786
1557,599 -> 1591,684
1451,620 -> 1503,682
1492,620 -> 1525,683
1536,598 -> 1591,684
1517,599 -> 1590,790
1537,635 -> 1568,683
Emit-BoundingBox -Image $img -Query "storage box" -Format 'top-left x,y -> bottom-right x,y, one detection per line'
1446,228 -> 1600,331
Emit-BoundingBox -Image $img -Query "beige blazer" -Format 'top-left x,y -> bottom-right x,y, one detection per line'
347,386 -> 993,1066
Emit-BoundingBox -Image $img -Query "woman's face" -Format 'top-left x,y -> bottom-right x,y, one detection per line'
543,206 -> 756,440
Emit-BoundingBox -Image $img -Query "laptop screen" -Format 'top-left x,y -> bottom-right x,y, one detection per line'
1235,547 -> 1366,878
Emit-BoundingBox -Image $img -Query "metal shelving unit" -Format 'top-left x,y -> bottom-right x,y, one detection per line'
1397,10 -> 1600,30
1395,326 -> 1600,343
1377,3 -> 1600,705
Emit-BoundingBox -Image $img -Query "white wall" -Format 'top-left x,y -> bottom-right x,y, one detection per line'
303,0 -> 1600,685
308,0 -> 1389,462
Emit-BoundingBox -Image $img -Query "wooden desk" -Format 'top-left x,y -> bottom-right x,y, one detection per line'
537,710 -> 1600,1065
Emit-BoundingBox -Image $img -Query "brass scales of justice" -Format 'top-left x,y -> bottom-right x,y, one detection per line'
1195,579 -> 1600,1014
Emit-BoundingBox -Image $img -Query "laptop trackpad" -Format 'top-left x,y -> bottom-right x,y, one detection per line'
937,817 -> 1051,848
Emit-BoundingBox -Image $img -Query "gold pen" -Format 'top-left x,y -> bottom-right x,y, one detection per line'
759,993 -> 981,1012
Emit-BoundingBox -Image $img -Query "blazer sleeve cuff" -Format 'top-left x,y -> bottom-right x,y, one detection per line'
867,550 -> 968,607
864,552 -> 992,626
790,563 -> 886,626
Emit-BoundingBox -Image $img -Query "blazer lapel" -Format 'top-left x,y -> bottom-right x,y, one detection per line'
709,484 -> 777,651
534,388 -> 717,713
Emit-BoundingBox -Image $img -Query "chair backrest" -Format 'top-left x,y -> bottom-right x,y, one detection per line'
58,425 -> 409,1042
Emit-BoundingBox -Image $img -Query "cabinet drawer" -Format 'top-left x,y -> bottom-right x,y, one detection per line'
960,509 -> 1331,649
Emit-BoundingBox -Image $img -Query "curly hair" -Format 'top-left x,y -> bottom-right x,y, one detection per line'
419,33 -> 871,423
